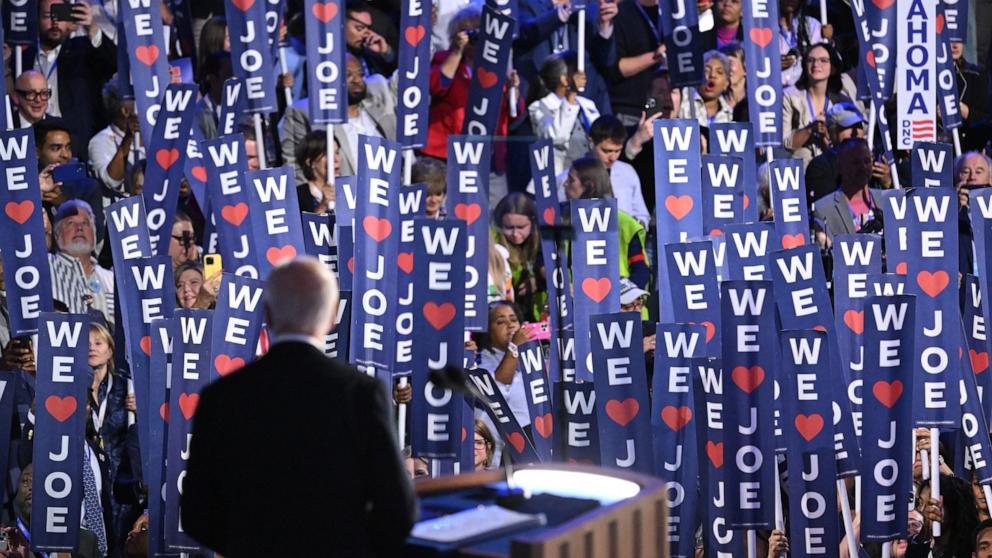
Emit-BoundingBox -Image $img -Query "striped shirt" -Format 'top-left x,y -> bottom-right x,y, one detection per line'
49,252 -> 115,324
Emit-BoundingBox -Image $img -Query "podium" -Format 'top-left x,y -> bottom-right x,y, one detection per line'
406,463 -> 669,558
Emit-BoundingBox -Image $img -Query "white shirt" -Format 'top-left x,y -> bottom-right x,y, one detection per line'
477,348 -> 531,428
343,109 -> 382,170
88,124 -> 145,192
528,93 -> 600,173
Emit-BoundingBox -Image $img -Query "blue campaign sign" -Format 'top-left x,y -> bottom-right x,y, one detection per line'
654,120 -> 702,323
665,240 -> 721,357
964,274 -> 992,430
692,356 -> 744,555
910,142 -> 954,189
863,0 -> 896,102
555,381 -> 600,464
184,124 -> 209,223
165,310 -> 212,551
590,313 -> 653,474
219,77 -> 247,136
0,129 -> 52,335
571,199 -> 620,382
770,246 -> 861,477
3,0 -> 35,44
935,2 -> 963,130
652,323 -> 705,558
337,224 -> 354,290
245,167 -> 306,278
462,6 -> 515,137
719,281 -> 777,529
957,311 -> 992,485
121,0 -> 172,140
411,220 -> 467,458
304,0 -> 347,124
905,188 -> 961,427
350,136 -> 402,383
711,123 -> 758,222
725,221 -> 773,280
225,0 -> 277,114
659,0 -> 703,87
780,330 -> 841,557
395,184 -> 426,377
202,134 -> 260,278
446,137 -> 491,331
209,274 -> 266,380
768,159 -> 810,250
741,0 -> 782,146
832,234 -> 883,435
861,295 -> 916,542
397,0 -> 431,148
876,189 -> 910,275
31,314 -> 88,553
517,340 -> 553,462
943,0 -> 967,43
468,368 -> 541,464
301,211 -> 337,273
105,196 -> 153,266
147,319 -> 173,557
142,84 -> 198,256
868,273 -> 908,296
700,155 -> 745,236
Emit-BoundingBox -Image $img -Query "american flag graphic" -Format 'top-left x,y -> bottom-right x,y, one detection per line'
912,119 -> 936,139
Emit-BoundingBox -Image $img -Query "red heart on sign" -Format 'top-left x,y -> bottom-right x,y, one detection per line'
843,310 -> 864,334
917,270 -> 949,298
362,216 -> 393,242
423,302 -> 456,330
533,413 -> 553,439
140,336 -> 152,356
221,203 -> 249,226
156,148 -> 180,170
689,321 -> 716,342
404,25 -> 426,47
732,365 -> 765,393
266,245 -> 297,265
743,194 -> 750,209
462,427 -> 467,442
895,261 -> 907,275
794,413 -> 824,442
179,392 -> 200,420
191,165 -> 208,182
4,200 -> 33,224
606,398 -> 640,427
581,277 -> 611,303
347,256 -> 354,273
45,395 -> 76,423
665,195 -> 693,220
231,0 -> 255,11
971,349 -> 990,374
936,13 -> 945,34
871,0 -> 894,9
397,252 -> 414,274
134,45 -> 159,66
453,203 -> 482,225
311,2 -> 338,22
477,67 -> 499,89
749,27 -> 773,48
543,207 -> 555,225
706,441 -> 724,468
781,233 -> 806,249
873,380 -> 903,408
709,228 -> 724,236
215,354 -> 245,376
865,50 -> 877,68
506,432 -> 526,453
813,325 -> 827,332
160,402 -> 169,423
661,405 -> 692,432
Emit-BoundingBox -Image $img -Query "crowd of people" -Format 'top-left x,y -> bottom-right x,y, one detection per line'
0,0 -> 985,555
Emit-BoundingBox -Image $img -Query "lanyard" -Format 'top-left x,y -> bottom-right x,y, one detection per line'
93,372 -> 113,431
635,2 -> 662,43
806,92 -> 829,121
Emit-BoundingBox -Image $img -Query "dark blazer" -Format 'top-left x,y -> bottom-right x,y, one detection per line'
811,188 -> 883,241
181,341 -> 417,557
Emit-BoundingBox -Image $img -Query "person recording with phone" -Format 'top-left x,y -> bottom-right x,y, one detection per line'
88,77 -> 144,196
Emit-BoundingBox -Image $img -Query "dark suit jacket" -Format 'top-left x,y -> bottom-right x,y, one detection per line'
181,341 -> 417,557
811,188 -> 883,241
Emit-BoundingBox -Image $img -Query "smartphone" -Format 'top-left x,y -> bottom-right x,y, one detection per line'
203,253 -> 223,279
49,3 -> 76,22
521,321 -> 551,341
52,160 -> 86,183
644,97 -> 664,119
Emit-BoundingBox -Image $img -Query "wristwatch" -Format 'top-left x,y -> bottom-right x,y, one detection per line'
507,341 -> 519,359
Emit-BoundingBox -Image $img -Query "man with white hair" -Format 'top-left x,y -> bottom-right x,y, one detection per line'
182,257 -> 416,557
49,199 -> 115,324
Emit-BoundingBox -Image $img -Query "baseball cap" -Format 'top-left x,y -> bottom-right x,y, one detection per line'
827,102 -> 865,129
53,199 -> 95,226
619,278 -> 649,305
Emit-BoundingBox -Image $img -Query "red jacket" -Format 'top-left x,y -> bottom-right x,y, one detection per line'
423,50 -> 523,160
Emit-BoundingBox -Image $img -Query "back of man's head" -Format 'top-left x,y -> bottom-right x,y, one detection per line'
588,115 -> 627,147
264,258 -> 339,338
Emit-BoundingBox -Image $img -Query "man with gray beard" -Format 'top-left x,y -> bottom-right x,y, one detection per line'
49,200 -> 115,327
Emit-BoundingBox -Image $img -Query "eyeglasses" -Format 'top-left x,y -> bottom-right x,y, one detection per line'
15,89 -> 51,101
346,15 -> 370,33
474,438 -> 488,448
806,56 -> 831,66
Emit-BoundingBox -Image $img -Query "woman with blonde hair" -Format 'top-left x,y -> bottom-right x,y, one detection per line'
492,193 -> 545,320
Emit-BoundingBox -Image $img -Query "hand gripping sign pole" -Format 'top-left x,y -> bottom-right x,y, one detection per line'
278,45 -> 294,106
